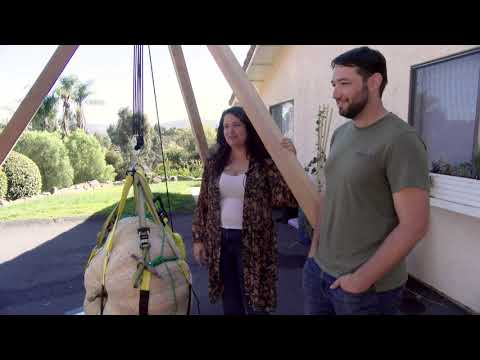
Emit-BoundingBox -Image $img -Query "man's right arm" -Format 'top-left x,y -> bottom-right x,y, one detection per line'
308,191 -> 325,258
308,126 -> 337,258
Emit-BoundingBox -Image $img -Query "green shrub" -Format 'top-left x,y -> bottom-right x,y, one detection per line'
94,132 -> 112,150
167,159 -> 203,178
0,170 -> 7,199
15,131 -> 74,191
454,162 -> 475,178
171,164 -> 191,177
99,164 -> 116,182
64,130 -> 111,184
475,152 -> 480,179
154,158 -> 172,177
165,146 -> 191,165
105,148 -> 124,180
188,159 -> 204,178
432,159 -> 477,179
3,151 -> 42,200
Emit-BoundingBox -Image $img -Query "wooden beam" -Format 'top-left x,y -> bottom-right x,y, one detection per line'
207,45 -> 320,226
168,45 -> 209,164
0,45 -> 79,167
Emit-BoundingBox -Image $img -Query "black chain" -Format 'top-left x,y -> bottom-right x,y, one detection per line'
133,45 -> 144,151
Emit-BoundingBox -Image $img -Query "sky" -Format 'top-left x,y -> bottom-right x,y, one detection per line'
0,45 -> 251,130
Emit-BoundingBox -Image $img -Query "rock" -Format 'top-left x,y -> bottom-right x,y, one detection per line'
88,180 -> 100,188
11,198 -> 26,205
41,192 -> 51,196
152,176 -> 164,184
177,175 -> 195,181
0,198 -> 8,206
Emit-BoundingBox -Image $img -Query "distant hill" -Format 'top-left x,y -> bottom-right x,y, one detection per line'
160,120 -> 189,129
86,122 -> 109,135
161,119 -> 219,129
86,119 -> 219,136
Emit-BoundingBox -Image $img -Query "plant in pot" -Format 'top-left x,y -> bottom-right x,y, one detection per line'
299,105 -> 334,245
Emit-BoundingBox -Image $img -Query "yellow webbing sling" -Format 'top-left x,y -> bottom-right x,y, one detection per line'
85,168 -> 191,315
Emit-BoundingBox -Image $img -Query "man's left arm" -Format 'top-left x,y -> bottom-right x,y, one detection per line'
331,188 -> 429,293
331,131 -> 430,293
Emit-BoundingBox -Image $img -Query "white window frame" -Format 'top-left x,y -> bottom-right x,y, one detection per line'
429,173 -> 480,218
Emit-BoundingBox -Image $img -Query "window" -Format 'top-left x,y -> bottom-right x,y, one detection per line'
270,100 -> 294,138
409,48 -> 480,179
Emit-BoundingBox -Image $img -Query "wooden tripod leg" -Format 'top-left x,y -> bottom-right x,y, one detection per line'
169,45 -> 209,164
207,45 -> 320,226
0,45 -> 79,167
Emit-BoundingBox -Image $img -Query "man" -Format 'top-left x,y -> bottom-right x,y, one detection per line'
303,47 -> 430,315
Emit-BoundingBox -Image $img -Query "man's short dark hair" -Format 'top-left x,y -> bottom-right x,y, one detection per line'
331,46 -> 388,97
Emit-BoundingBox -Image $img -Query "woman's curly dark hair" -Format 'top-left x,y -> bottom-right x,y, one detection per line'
210,106 -> 269,178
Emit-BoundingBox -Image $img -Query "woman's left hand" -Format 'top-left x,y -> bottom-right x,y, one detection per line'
280,137 -> 296,155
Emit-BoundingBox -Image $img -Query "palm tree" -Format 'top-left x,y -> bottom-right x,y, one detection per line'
31,94 -> 59,131
56,75 -> 78,136
73,81 -> 93,131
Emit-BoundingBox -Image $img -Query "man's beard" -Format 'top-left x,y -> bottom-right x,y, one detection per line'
339,88 -> 368,119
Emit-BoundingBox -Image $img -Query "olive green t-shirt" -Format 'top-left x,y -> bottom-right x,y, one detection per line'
314,112 -> 429,292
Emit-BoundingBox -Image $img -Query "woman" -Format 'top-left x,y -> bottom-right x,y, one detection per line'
192,106 -> 298,315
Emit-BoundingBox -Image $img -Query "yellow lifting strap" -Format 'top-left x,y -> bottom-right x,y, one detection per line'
102,174 -> 134,287
86,168 -> 191,297
140,269 -> 151,291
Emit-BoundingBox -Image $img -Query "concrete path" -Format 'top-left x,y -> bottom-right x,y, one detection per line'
0,214 -> 469,315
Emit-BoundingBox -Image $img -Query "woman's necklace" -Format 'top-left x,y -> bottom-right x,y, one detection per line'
225,158 -> 249,176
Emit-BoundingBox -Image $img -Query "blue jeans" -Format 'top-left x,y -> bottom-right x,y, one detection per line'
303,257 -> 404,315
219,228 -> 268,315
298,229 -> 311,248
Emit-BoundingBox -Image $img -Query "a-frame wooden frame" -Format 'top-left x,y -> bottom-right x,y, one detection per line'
0,45 -> 320,225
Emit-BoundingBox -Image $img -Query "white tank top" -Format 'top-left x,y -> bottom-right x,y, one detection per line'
219,172 -> 246,229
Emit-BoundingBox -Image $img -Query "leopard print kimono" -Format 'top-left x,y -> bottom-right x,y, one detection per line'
192,157 -> 298,312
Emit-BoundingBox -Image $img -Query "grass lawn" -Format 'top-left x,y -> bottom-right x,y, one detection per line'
0,181 -> 201,222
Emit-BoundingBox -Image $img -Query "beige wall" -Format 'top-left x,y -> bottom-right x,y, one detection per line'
256,45 -> 480,312
407,208 -> 480,313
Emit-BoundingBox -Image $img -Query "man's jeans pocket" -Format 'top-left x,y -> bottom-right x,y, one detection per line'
303,257 -> 321,292
330,285 -> 379,315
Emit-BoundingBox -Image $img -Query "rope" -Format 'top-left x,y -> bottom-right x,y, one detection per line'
147,46 -> 202,314
147,45 -> 174,232
164,262 -> 178,314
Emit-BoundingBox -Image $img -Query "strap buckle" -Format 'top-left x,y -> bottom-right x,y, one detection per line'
126,168 -> 137,176
138,227 -> 150,249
